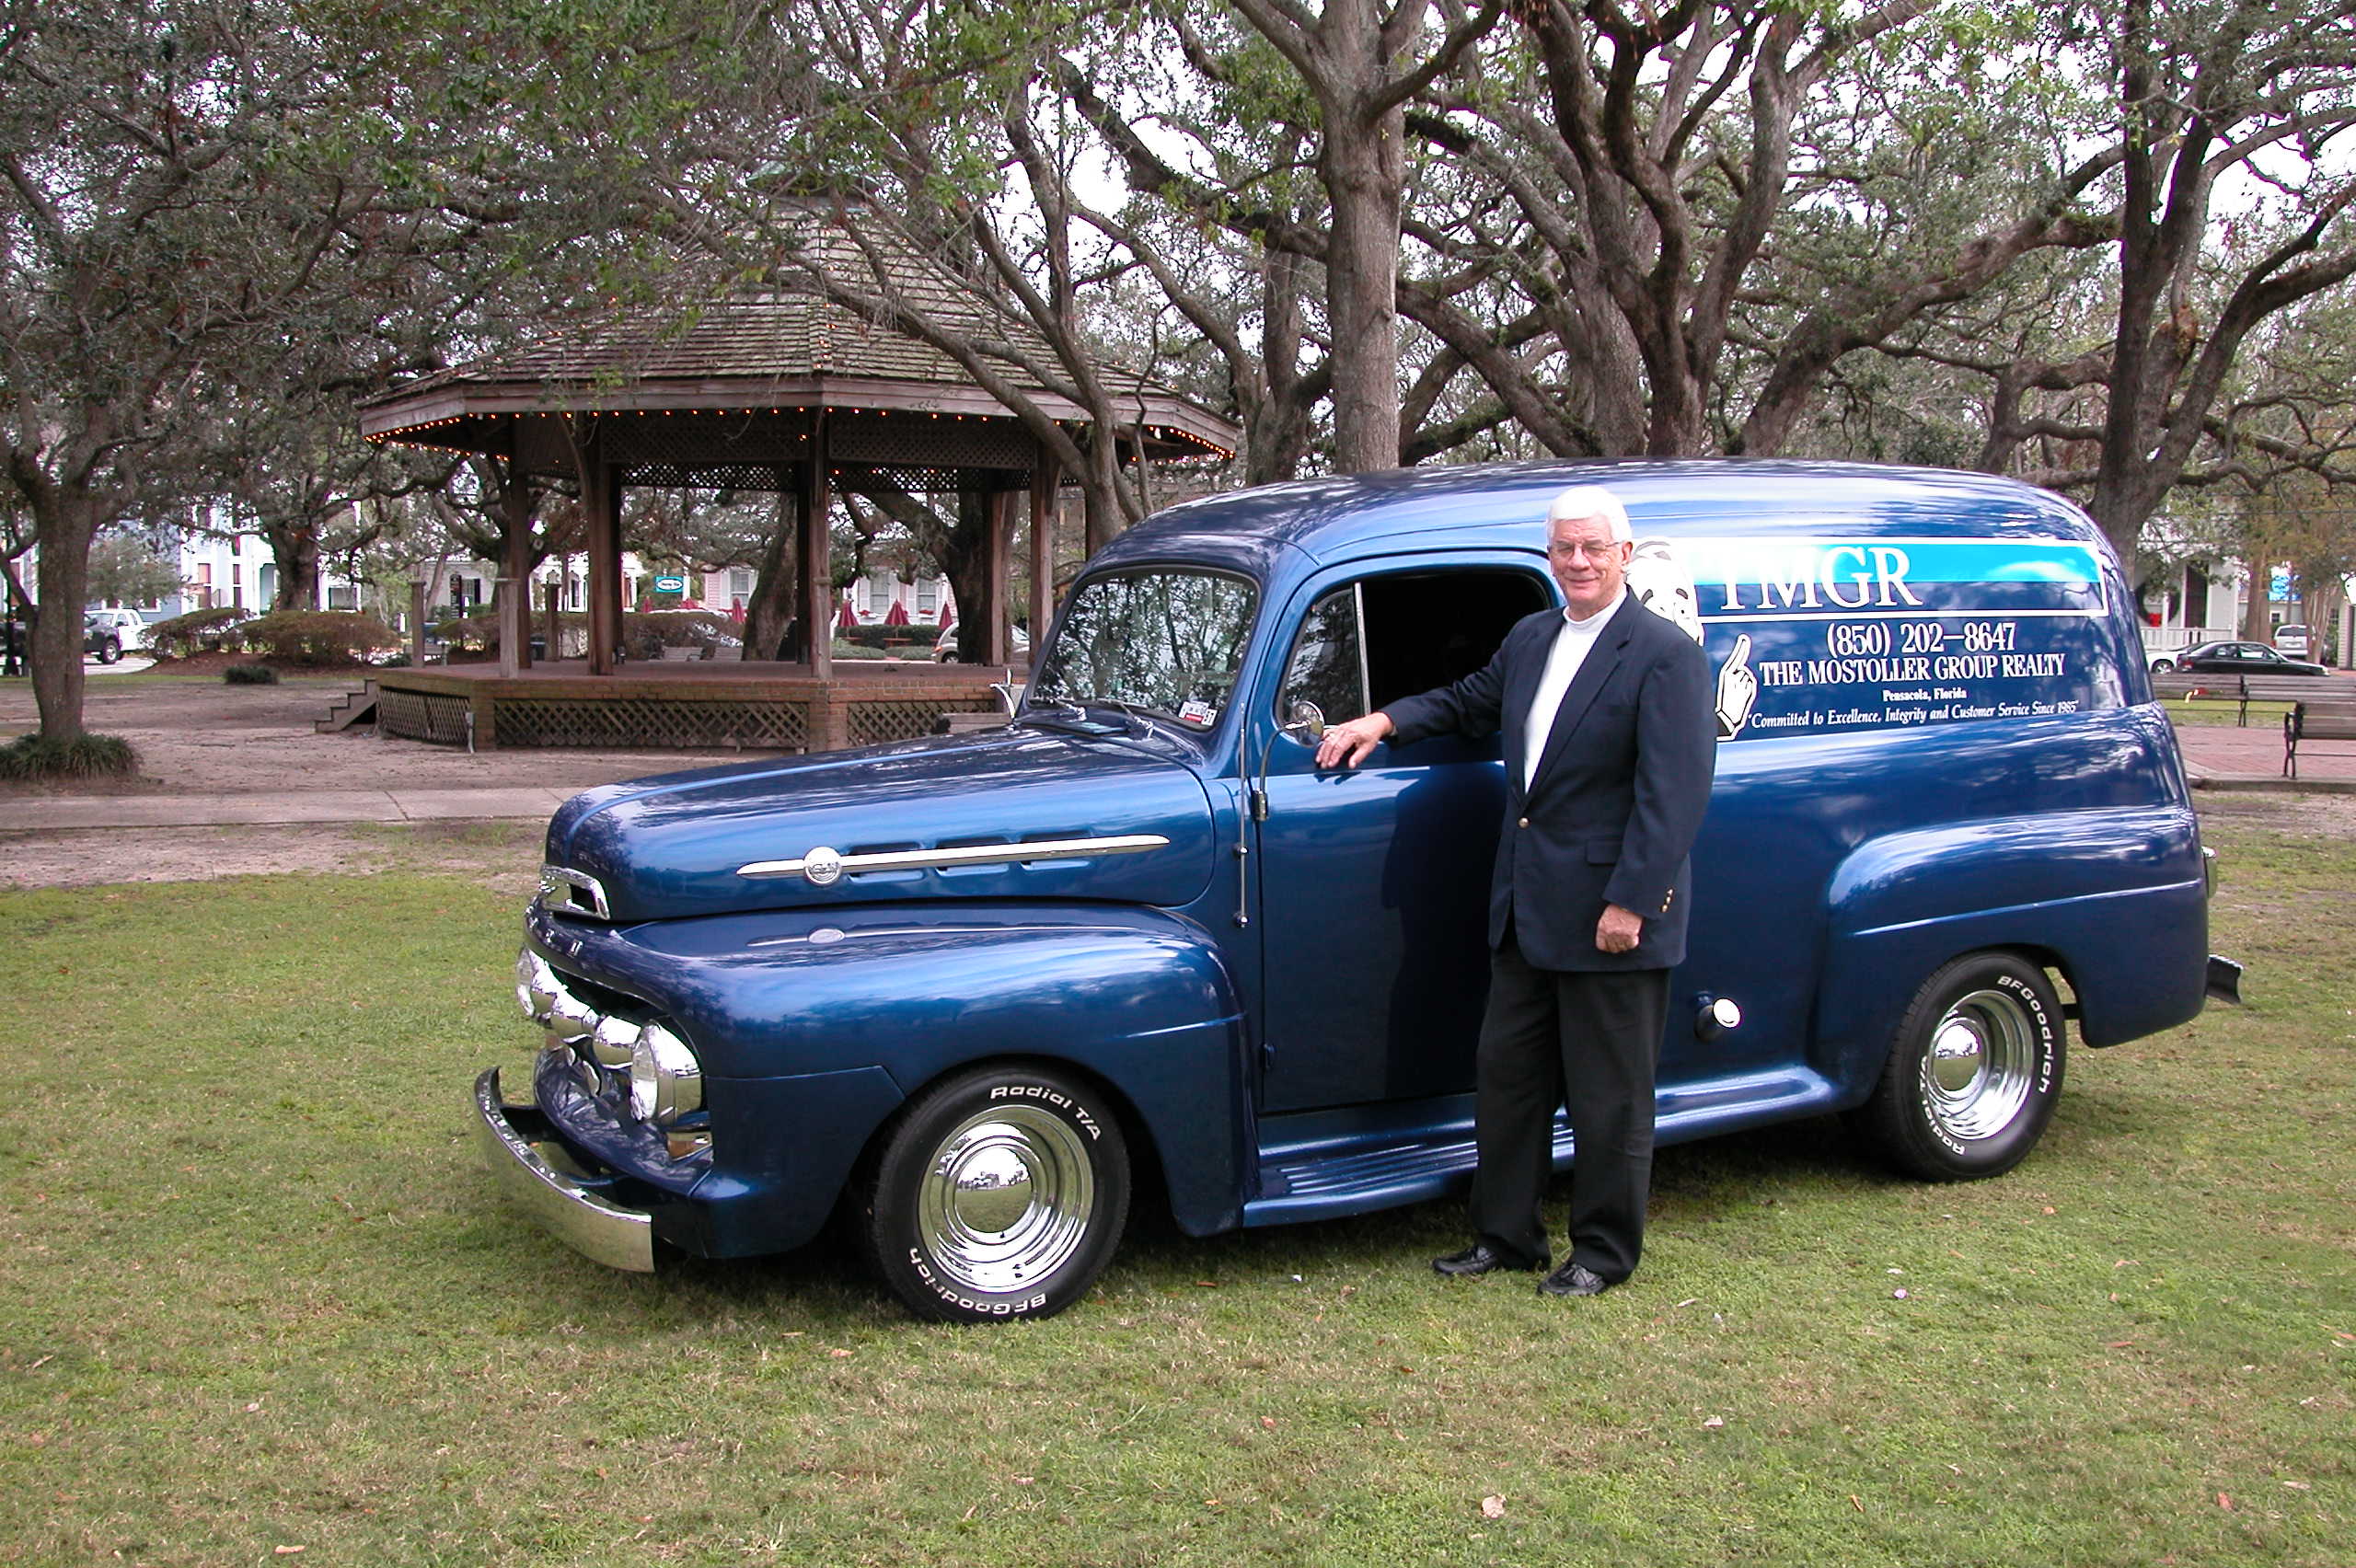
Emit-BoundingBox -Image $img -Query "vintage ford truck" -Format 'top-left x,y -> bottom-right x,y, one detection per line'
478,460 -> 2233,1320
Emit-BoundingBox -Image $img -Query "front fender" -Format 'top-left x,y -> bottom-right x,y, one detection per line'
1813,805 -> 2209,1093
527,900 -> 1253,1240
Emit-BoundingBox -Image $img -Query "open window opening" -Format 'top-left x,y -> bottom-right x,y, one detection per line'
1278,567 -> 1552,725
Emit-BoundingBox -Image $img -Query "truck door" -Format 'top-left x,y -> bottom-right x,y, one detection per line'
1252,561 -> 1553,1113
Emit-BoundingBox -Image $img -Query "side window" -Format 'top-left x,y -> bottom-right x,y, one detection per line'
1276,567 -> 1552,724
1360,568 -> 1549,709
1278,586 -> 1368,724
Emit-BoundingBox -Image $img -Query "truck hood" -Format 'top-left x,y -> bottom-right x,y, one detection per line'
542,726 -> 1220,924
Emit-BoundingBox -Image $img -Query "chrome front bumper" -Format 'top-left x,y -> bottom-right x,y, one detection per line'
473,1066 -> 655,1272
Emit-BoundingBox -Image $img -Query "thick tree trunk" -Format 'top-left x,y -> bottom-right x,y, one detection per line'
1250,248 -> 1317,484
2239,555 -> 2275,640
945,490 -> 996,664
271,525 -> 321,611
1322,133 -> 1405,472
742,488 -> 799,662
1077,444 -> 1131,556
29,492 -> 98,744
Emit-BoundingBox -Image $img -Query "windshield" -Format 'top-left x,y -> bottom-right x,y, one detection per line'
1027,569 -> 1257,729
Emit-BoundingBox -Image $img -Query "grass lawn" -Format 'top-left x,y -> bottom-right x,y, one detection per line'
1,812 -> 2350,1566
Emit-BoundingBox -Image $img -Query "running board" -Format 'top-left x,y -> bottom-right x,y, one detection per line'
1241,1067 -> 1841,1228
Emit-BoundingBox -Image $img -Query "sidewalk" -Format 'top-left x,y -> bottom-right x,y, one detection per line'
2175,714 -> 2356,793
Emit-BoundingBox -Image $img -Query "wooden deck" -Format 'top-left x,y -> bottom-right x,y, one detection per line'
372,658 -> 1018,752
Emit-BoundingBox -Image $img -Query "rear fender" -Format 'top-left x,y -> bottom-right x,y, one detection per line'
1814,806 -> 2209,1094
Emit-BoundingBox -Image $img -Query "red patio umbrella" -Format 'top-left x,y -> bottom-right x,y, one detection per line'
884,599 -> 909,627
836,598 -> 859,629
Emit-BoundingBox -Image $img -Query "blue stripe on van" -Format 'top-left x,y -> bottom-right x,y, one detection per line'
1676,538 -> 2102,589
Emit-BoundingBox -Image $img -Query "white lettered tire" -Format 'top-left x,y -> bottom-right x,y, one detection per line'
858,1065 -> 1129,1322
1853,952 -> 2066,1181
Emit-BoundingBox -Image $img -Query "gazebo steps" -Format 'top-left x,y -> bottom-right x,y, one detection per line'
315,681 -> 380,734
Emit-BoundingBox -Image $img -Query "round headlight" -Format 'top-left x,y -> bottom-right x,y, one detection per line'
628,1022 -> 703,1124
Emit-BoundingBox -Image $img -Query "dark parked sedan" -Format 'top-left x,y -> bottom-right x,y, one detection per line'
82,615 -> 123,664
2153,640 -> 2327,676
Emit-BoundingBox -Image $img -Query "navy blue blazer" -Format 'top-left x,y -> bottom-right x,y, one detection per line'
1382,594 -> 1716,973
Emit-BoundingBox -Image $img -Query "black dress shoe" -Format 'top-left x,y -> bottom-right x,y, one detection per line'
1537,1261 -> 1614,1297
1432,1241 -> 1548,1277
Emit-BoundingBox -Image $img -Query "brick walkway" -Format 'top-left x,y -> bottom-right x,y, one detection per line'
2176,709 -> 2356,791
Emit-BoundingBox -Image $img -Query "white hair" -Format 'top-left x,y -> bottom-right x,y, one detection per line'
1545,485 -> 1633,543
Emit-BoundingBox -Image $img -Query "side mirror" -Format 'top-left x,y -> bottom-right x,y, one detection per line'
1281,699 -> 1326,744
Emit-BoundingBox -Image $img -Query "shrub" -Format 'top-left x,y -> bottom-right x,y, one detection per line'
144,607 -> 248,660
223,663 -> 280,685
237,610 -> 400,666
0,732 -> 140,779
839,622 -> 933,651
622,609 -> 740,661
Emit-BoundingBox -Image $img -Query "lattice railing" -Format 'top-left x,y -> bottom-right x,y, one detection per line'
848,699 -> 996,746
491,697 -> 810,750
378,689 -> 473,746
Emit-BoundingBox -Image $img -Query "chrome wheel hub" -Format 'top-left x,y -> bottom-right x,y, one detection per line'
918,1106 -> 1094,1293
1921,986 -> 2038,1141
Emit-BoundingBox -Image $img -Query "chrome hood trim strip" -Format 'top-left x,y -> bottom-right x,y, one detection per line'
735,833 -> 1172,883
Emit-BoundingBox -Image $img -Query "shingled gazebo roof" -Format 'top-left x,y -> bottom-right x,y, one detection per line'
358,220 -> 1237,494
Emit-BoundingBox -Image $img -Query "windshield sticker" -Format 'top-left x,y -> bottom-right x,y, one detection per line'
1178,698 -> 1217,726
1631,536 -> 2116,741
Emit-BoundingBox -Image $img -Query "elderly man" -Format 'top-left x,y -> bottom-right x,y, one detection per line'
1315,485 -> 1716,1297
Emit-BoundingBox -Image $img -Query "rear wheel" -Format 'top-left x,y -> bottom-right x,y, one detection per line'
1853,952 -> 2065,1181
858,1065 -> 1129,1322
2149,656 -> 2175,674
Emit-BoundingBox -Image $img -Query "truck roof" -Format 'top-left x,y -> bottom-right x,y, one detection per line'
1092,460 -> 2104,578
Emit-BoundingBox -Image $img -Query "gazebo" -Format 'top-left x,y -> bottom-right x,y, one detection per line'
355,225 -> 1236,751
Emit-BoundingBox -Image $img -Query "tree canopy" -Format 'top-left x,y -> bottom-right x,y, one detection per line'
7,0 -> 2356,740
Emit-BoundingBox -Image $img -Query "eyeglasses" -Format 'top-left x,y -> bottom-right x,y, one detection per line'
1547,538 -> 1624,561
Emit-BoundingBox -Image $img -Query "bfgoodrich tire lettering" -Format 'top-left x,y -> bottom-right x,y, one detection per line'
859,1065 -> 1129,1323
1854,952 -> 2065,1181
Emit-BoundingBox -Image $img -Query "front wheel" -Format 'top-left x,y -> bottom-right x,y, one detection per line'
1851,952 -> 2065,1181
857,1065 -> 1129,1322
98,640 -> 121,664
2149,657 -> 2175,674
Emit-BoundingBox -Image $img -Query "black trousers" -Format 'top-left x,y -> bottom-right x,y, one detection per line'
1466,937 -> 1669,1283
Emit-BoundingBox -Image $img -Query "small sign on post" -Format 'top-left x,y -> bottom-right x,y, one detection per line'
653,574 -> 686,595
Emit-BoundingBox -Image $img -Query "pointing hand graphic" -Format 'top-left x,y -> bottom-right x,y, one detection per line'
1716,632 -> 1758,740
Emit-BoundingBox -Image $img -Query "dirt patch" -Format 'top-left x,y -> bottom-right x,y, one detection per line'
0,820 -> 549,891
1,673 -> 777,888
0,674 -> 766,796
2189,792 -> 2356,838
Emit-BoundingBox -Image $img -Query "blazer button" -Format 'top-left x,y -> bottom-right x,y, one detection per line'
1517,816 -> 1530,829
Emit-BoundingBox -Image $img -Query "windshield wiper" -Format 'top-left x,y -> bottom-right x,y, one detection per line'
1101,700 -> 1172,744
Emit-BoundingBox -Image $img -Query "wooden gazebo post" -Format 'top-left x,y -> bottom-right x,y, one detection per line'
501,464 -> 535,670
583,436 -> 623,675
1028,444 -> 1059,678
798,412 -> 832,678
984,490 -> 1015,667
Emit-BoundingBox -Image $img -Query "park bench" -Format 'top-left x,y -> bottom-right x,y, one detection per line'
2283,698 -> 2356,778
2151,670 -> 2338,726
